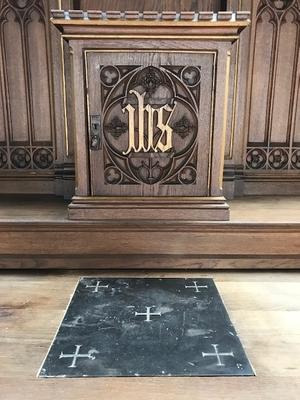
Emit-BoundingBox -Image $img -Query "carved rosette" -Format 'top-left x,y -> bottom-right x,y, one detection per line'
246,147 -> 300,170
101,65 -> 200,185
0,146 -> 54,169
10,147 -> 31,169
246,148 -> 267,169
268,148 -> 289,169
33,147 -> 53,169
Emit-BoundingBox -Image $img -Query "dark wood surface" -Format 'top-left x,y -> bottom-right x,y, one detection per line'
53,13 -> 247,220
86,51 -> 213,198
243,0 -> 300,194
1,0 -> 299,199
0,195 -> 299,269
0,0 -> 73,196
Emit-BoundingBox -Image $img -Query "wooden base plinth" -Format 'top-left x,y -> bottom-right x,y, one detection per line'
68,196 -> 230,221
1,195 -> 299,269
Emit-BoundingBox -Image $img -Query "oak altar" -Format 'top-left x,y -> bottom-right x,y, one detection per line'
51,10 -> 250,221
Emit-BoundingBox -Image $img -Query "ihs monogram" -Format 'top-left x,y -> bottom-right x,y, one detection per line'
122,89 -> 176,155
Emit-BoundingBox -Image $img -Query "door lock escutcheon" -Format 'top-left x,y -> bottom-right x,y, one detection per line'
90,115 -> 101,150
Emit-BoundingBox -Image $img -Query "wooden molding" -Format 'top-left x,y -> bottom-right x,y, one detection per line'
68,196 -> 230,220
50,10 -> 251,24
0,218 -> 299,269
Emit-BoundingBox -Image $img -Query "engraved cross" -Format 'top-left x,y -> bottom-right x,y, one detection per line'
59,344 -> 98,368
85,281 -> 109,293
202,344 -> 234,366
134,306 -> 162,322
185,281 -> 208,293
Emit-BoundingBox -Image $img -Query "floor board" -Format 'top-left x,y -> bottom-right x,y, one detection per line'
0,270 -> 299,400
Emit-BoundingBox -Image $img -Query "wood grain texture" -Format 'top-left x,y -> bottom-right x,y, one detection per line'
225,0 -> 300,196
0,196 -> 299,269
1,0 -> 299,199
245,0 -> 300,171
2,8 -> 29,144
0,270 -> 300,400
86,51 -> 213,197
53,16 -> 248,220
0,0 -> 74,197
0,0 -> 54,155
1,195 -> 300,222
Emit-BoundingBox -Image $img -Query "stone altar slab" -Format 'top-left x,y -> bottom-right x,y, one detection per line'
39,278 -> 254,377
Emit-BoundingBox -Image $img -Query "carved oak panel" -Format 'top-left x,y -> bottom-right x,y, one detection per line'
0,0 -> 55,170
246,0 -> 300,171
86,51 -> 215,196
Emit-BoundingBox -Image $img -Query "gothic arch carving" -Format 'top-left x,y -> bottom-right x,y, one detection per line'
247,0 -> 300,170
0,0 -> 54,170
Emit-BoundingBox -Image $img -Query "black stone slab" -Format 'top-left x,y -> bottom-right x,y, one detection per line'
39,278 -> 254,378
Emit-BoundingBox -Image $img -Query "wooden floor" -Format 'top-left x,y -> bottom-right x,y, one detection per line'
1,270 -> 299,400
0,195 -> 300,269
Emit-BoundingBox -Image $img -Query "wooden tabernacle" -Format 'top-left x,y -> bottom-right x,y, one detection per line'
51,10 -> 250,221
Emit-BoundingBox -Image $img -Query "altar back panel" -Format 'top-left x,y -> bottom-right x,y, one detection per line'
1,0 -> 299,197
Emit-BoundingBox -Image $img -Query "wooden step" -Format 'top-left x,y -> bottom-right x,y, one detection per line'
0,195 -> 299,269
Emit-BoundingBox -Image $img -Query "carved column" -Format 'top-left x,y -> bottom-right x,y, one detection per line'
222,0 -> 252,197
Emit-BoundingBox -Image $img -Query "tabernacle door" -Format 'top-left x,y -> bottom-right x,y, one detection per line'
86,50 -> 215,197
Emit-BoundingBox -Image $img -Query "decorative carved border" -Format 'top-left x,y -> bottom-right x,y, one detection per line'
0,146 -> 54,170
51,10 -> 251,22
84,49 -> 217,194
246,147 -> 300,170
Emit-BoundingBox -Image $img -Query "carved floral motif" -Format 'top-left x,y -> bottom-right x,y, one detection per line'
33,148 -> 53,169
246,147 -> 300,170
104,117 -> 128,139
101,65 -> 200,185
10,148 -> 31,169
0,146 -> 54,169
246,148 -> 267,169
172,116 -> 194,139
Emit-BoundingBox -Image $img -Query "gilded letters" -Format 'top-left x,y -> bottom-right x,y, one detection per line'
122,90 -> 176,155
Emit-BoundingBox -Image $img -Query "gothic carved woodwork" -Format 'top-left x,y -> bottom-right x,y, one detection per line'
86,57 -> 208,196
0,0 -> 75,196
52,10 -> 249,220
0,0 -> 55,170
246,0 -> 300,171
223,1 -> 252,167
